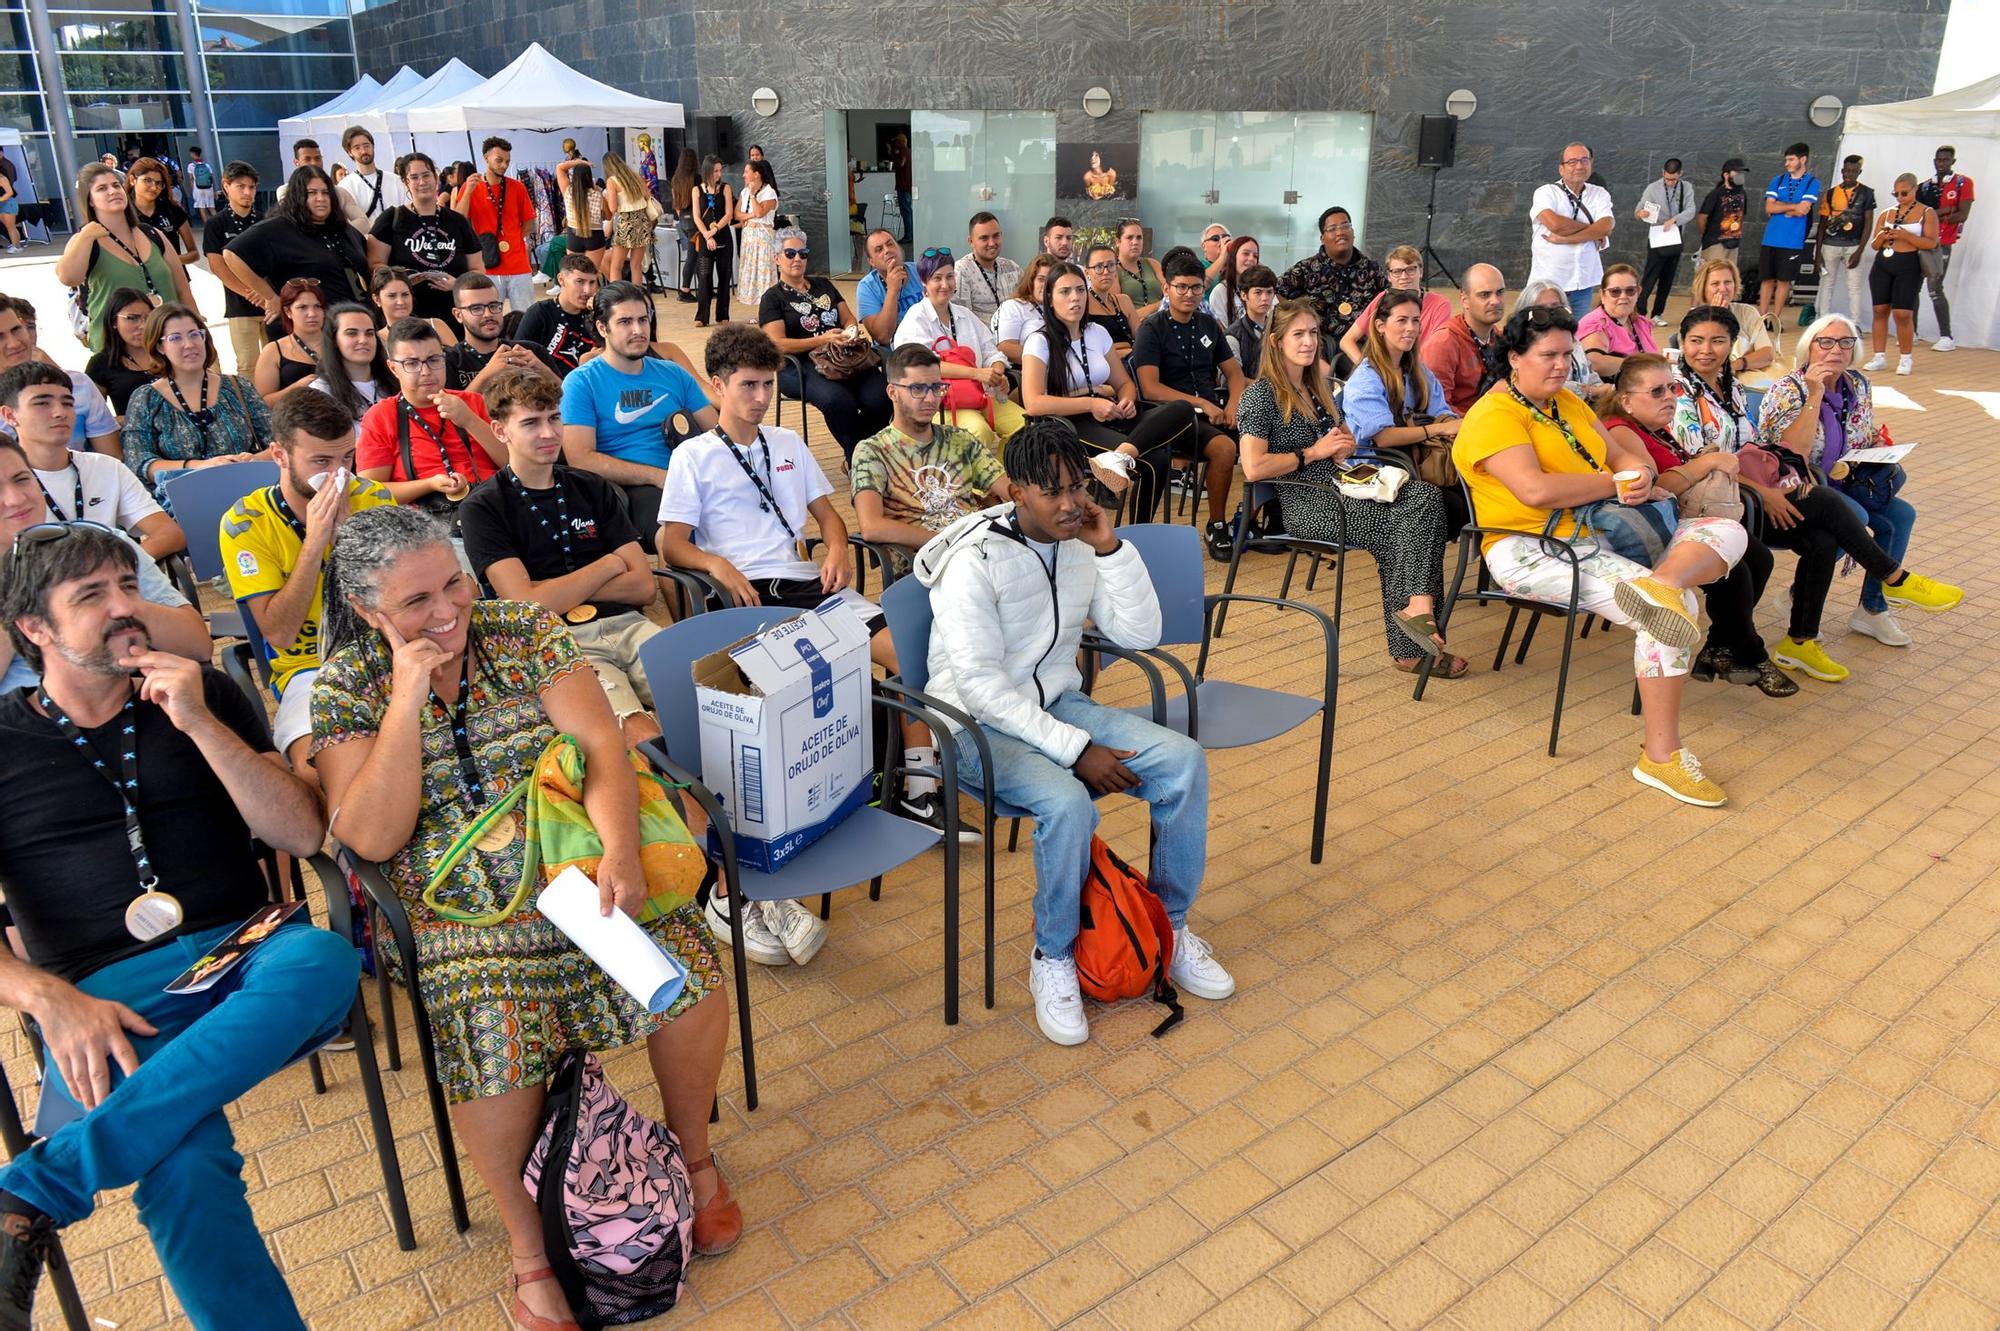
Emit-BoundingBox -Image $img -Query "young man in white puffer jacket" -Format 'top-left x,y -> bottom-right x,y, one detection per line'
912,419 -> 1234,1046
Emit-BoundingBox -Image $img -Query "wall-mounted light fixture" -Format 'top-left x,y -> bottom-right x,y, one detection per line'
1807,94 -> 1844,128
751,86 -> 780,117
1083,86 -> 1112,118
1445,89 -> 1478,120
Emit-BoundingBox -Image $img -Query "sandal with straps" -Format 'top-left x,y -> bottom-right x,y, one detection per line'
510,1266 -> 581,1331
1391,609 -> 1450,659
685,1153 -> 744,1256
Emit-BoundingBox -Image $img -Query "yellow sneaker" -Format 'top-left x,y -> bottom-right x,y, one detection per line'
1772,636 -> 1850,682
1613,576 -> 1702,651
1883,572 -> 1963,613
1632,748 -> 1727,807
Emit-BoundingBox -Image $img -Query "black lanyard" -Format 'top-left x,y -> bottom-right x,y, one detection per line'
361,170 -> 384,216
165,372 -> 217,454
724,429 -> 798,542
427,648 -> 487,803
100,227 -> 159,298
38,689 -> 157,891
482,175 -> 508,230
1121,261 -> 1157,302
34,460 -> 82,523
509,469 -> 574,571
970,260 -> 1003,309
1506,380 -> 1603,471
1557,182 -> 1594,223
268,485 -> 307,541
401,398 -> 469,482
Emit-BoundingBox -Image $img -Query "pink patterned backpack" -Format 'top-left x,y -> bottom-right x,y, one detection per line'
522,1051 -> 695,1327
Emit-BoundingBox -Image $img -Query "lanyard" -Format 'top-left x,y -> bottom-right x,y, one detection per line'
401,398 -> 473,482
34,460 -> 82,522
971,259 -> 1003,309
724,428 -> 798,542
1506,380 -> 1602,471
1557,182 -> 1593,222
427,648 -> 487,804
1120,261 -> 1157,302
482,174 -> 508,228
165,371 -> 216,454
37,689 -> 157,891
268,485 -> 308,541
100,227 -> 159,297
509,469 -> 574,571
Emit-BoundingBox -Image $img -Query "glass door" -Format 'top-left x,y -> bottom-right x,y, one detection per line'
822,109 -> 851,271
911,110 -> 979,257
1137,112 -> 1217,263
1286,112 -> 1374,271
973,111 -> 1055,262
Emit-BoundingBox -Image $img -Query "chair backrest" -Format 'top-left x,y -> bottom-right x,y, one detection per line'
1112,522 -> 1204,648
635,605 -> 802,773
161,460 -> 280,582
880,576 -> 935,693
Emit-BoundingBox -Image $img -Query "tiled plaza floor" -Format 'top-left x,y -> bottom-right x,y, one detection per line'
7,254 -> 2000,1329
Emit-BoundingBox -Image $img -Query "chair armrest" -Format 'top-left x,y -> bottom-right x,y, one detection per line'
1080,633 -> 1170,726
1198,592 -> 1339,690
635,737 -> 743,914
308,852 -> 356,945
876,677 -> 997,814
162,551 -> 201,606
652,565 -> 729,615
328,844 -> 420,988
804,534 -> 903,592
1269,477 -> 1351,548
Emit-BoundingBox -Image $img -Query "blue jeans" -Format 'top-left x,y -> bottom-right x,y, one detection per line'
950,690 -> 1207,960
896,189 -> 914,245
1832,471 -> 1914,613
1566,287 -> 1595,317
0,923 -> 357,1331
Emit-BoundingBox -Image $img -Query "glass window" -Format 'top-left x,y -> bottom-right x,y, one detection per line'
215,129 -> 283,190
208,89 -> 334,130
195,0 -> 350,17
205,52 -> 355,93
0,93 -> 48,134
66,91 -> 195,132
62,49 -> 188,91
196,11 -> 351,55
53,11 -> 177,51
0,53 -> 39,93
0,11 -> 34,47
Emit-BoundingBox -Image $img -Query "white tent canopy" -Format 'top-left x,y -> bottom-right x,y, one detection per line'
402,43 -> 685,133
306,65 -> 423,144
380,59 -> 488,136
276,74 -> 381,152
1838,74 -> 2000,348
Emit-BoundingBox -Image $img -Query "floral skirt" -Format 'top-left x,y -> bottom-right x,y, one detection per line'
737,225 -> 777,301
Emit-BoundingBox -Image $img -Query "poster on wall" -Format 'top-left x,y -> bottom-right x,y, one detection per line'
1055,140 -> 1137,201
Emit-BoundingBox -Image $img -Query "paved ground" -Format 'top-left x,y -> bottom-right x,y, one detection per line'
5,249 -> 2000,1330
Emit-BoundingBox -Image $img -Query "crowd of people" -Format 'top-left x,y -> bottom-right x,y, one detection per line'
0,128 -> 1977,1331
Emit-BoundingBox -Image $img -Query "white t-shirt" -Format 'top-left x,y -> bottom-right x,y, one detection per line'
659,425 -> 832,581
308,377 -> 382,413
1528,180 -> 1615,291
895,300 -> 1007,369
991,299 -> 1044,349
1023,322 -> 1114,395
742,185 -> 778,230
33,448 -> 164,531
0,375 -> 119,451
337,168 -> 409,222
1205,283 -> 1245,326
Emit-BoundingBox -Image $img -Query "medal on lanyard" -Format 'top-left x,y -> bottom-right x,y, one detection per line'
38,690 -> 185,941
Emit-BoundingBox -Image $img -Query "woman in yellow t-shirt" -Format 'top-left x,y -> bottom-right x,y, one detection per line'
1452,305 -> 1748,807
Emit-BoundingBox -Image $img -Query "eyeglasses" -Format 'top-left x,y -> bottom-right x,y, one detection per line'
160,328 -> 207,346
389,355 -> 446,374
1812,336 -> 1859,351
1386,265 -> 1422,278
1322,222 -> 1354,234
1630,383 -> 1686,400
921,247 -> 953,261
10,519 -> 114,557
456,299 -> 504,317
1562,154 -> 1593,166
780,247 -> 810,259
1167,282 -> 1204,296
1085,260 -> 1115,271
890,381 -> 948,398
1603,286 -> 1640,297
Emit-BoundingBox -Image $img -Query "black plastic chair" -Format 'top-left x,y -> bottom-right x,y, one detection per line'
774,352 -> 812,450
0,1061 -> 87,1330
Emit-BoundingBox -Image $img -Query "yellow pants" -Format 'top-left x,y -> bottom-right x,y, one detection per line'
946,399 -> 1026,454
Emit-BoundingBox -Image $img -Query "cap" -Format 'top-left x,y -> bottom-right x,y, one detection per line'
1721,157 -> 1746,172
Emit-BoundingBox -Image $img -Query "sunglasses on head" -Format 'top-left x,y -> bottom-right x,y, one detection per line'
921,247 -> 953,261
10,519 -> 115,558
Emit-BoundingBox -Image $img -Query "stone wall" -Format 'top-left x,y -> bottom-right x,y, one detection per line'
352,0 -> 1945,287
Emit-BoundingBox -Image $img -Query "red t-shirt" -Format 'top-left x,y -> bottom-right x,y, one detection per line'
458,174 -> 536,275
1601,413 -> 1682,474
357,391 -> 498,484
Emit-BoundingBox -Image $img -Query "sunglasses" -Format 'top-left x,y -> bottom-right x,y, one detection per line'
1521,307 -> 1572,329
1603,286 -> 1640,297
10,519 -> 115,557
921,247 -> 953,261
1630,383 -> 1686,400
780,247 -> 810,259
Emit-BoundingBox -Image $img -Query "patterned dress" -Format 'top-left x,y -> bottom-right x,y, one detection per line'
311,599 -> 721,1103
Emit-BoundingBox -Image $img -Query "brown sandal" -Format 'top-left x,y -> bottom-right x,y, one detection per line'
686,1154 -> 743,1255
510,1267 -> 581,1331
1394,654 -> 1469,679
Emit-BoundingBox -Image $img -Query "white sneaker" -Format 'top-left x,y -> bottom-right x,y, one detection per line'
1849,607 -> 1912,647
1863,352 -> 1888,371
1650,316 -> 1668,327
763,898 -> 828,966
1933,337 -> 1956,353
704,893 -> 790,966
1169,928 -> 1235,1000
1029,951 -> 1089,1045
1896,354 -> 1913,376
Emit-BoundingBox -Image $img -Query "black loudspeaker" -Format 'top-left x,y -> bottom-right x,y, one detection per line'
691,115 -> 741,165
1417,114 -> 1457,169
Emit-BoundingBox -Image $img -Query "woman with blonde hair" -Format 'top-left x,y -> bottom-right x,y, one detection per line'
600,151 -> 654,287
1238,297 -> 1462,677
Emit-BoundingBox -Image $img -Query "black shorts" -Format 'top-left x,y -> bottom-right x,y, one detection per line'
569,228 -> 608,253
760,579 -> 886,636
1760,245 -> 1804,283
1869,252 -> 1923,312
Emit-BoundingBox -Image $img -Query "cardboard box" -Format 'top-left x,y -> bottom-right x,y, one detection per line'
693,597 -> 876,872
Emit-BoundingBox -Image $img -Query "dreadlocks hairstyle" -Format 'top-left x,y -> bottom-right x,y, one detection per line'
1002,417 -> 1090,495
319,505 -> 455,664
1678,303 -> 1742,406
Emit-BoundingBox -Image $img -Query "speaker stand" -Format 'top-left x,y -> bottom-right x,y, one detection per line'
1419,167 -> 1460,291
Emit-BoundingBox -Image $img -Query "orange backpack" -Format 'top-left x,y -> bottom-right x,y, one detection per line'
1075,837 -> 1184,1037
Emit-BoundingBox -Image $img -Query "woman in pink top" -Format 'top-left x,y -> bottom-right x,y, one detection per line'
1337,244 -> 1450,368
1577,263 -> 1660,380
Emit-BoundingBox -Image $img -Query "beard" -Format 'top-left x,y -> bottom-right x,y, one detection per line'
53,616 -> 150,676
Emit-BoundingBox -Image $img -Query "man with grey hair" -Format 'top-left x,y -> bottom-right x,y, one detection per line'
1421,262 -> 1508,416
1528,142 -> 1614,315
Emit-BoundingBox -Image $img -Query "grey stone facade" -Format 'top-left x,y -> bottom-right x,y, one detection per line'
352,0 -> 1945,288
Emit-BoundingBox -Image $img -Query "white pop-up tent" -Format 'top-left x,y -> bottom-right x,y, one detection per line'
306,66 -> 423,144
1840,74 -> 2000,348
402,43 -> 685,134
325,58 -> 488,167
276,74 -> 381,154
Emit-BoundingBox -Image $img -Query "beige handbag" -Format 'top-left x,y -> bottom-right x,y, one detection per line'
1673,466 -> 1744,523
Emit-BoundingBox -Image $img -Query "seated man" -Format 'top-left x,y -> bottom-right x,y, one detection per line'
851,345 -> 1013,576
0,435 -> 209,692
0,523 -> 356,1331
445,272 -> 564,394
461,367 -> 663,746
1223,263 -> 1278,378
562,281 -> 718,532
0,297 -> 120,456
1421,262 -> 1507,417
1132,251 -> 1243,558
358,318 -> 507,507
854,229 -> 923,345
657,325 -> 966,965
913,419 -> 1233,1046
513,253 -> 603,375
220,388 -> 395,775
0,363 -> 185,559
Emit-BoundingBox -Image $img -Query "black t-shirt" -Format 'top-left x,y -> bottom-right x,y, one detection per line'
225,216 -> 366,308
1132,308 -> 1235,403
459,466 -> 644,620
1699,184 -> 1746,248
84,349 -> 154,415
202,206 -> 265,319
758,277 -> 846,340
369,206 -> 482,321
444,340 -> 565,392
0,671 -> 275,983
514,299 -> 601,374
137,199 -> 190,254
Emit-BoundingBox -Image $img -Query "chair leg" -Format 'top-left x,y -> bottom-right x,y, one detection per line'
1579,613 -> 1595,639
1418,537 -> 1473,701
1332,549 -> 1347,631
45,1238 -> 87,1331
984,811 -> 997,1010
374,956 -> 401,1072
347,993 -> 416,1252
869,874 -> 882,902
1630,681 -> 1642,716
1549,614 -> 1580,758
1304,552 -> 1322,592
1280,550 -> 1302,599
1493,606 -> 1522,672
307,1051 -> 326,1096
408,1009 -> 471,1233
1514,612 -> 1541,665
1007,818 -> 1021,852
